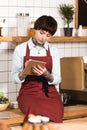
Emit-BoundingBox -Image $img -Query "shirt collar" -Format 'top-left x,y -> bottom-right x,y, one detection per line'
28,38 -> 49,50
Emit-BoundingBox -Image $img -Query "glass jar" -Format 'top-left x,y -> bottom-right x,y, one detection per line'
17,13 -> 29,36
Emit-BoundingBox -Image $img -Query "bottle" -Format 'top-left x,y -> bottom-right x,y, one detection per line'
17,13 -> 29,36
78,25 -> 82,36
29,21 -> 35,38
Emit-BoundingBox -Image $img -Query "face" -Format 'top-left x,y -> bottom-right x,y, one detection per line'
34,29 -> 52,45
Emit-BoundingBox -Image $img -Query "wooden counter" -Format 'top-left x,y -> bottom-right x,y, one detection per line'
0,108 -> 25,125
63,104 -> 87,119
0,105 -> 87,125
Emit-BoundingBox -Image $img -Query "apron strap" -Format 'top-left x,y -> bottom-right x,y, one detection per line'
26,43 -> 30,57
47,47 -> 51,56
26,43 -> 51,57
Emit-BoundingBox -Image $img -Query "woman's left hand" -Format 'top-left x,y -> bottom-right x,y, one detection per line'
32,65 -> 47,76
32,65 -> 54,82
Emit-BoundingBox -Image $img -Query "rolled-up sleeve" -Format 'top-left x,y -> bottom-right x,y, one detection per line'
12,44 -> 25,83
48,46 -> 61,85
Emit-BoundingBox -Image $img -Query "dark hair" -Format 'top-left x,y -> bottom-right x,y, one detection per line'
34,15 -> 57,35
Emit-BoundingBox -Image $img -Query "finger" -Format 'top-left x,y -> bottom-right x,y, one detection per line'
32,67 -> 43,75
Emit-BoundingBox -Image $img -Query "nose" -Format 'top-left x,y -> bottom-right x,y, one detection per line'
42,35 -> 47,41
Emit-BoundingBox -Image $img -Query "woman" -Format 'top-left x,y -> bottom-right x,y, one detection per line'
12,15 -> 64,123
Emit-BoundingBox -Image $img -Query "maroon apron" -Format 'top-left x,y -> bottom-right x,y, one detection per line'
17,44 -> 64,123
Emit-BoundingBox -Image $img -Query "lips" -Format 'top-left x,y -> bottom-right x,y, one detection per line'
39,40 -> 44,44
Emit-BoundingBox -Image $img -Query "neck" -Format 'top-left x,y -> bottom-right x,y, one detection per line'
32,37 -> 44,47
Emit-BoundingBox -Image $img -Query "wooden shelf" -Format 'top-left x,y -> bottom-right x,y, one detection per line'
0,36 -> 29,43
48,36 -> 87,43
0,36 -> 87,43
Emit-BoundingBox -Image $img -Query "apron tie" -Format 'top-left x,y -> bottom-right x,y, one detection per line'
25,75 -> 49,97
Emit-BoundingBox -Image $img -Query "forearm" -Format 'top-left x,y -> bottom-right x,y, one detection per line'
42,71 -> 54,82
18,71 -> 26,81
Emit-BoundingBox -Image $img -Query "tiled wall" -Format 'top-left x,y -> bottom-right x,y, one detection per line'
0,0 -> 87,102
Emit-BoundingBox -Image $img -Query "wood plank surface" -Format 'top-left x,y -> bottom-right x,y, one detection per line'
64,105 -> 87,119
63,117 -> 87,123
0,36 -> 87,43
0,105 -> 87,125
48,36 -> 87,43
0,36 -> 29,43
0,108 -> 25,125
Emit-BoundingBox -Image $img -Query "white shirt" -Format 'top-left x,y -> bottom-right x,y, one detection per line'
83,56 -> 87,63
12,38 -> 61,86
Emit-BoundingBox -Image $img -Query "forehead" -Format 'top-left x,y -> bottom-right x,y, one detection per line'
35,29 -> 51,36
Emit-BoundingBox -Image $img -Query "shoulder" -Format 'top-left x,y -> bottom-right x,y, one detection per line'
13,41 -> 28,57
16,38 -> 32,49
14,40 -> 29,54
48,43 -> 58,56
15,41 -> 27,50
47,43 -> 60,59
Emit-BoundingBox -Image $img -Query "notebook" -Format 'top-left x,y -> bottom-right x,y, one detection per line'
23,59 -> 46,75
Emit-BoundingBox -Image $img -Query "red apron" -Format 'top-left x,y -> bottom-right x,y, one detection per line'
17,44 -> 64,123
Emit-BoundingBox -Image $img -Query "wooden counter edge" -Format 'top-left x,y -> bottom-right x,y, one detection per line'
0,105 -> 87,125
